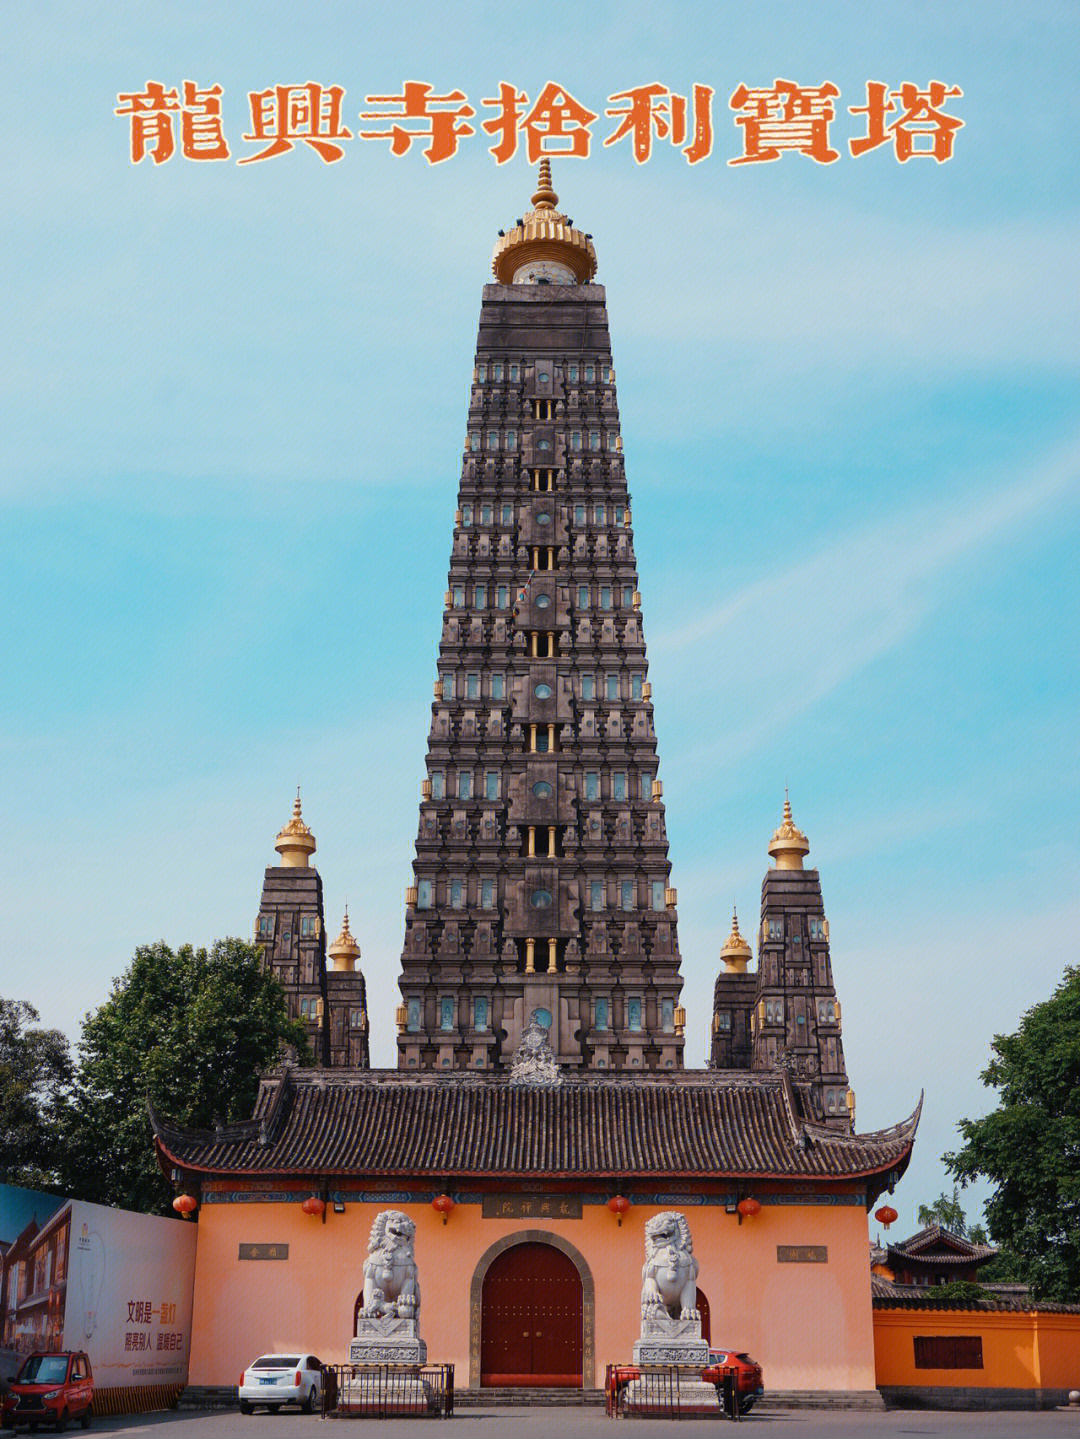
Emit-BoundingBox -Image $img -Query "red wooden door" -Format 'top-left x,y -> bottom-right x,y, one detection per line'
480,1242 -> 583,1387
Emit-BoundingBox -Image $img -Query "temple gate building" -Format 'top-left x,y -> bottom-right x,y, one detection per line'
154,165 -> 920,1404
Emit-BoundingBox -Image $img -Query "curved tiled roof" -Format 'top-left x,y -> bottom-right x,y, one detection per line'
151,1066 -> 920,1190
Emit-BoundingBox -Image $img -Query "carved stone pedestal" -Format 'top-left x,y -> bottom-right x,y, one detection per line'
632,1313 -> 709,1367
349,1316 -> 427,1366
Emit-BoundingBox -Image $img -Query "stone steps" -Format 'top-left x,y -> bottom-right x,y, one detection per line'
456,1388 -> 607,1407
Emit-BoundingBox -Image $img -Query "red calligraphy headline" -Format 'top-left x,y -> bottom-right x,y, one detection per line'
114,79 -> 963,167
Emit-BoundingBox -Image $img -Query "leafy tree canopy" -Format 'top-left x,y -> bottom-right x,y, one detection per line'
916,1185 -> 988,1243
57,940 -> 309,1215
0,998 -> 71,1189
945,964 -> 1080,1302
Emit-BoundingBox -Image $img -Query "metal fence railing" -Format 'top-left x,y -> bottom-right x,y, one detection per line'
321,1364 -> 454,1419
605,1364 -> 741,1420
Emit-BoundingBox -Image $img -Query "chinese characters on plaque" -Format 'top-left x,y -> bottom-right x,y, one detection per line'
481,1194 -> 582,1219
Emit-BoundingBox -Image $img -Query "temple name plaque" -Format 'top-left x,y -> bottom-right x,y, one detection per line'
238,1243 -> 289,1260
481,1194 -> 581,1219
777,1245 -> 828,1263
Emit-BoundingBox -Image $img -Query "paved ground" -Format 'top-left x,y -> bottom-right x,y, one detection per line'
79,1408 -> 1080,1439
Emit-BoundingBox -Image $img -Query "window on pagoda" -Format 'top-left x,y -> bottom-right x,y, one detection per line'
578,585 -> 589,608
590,880 -> 605,910
585,364 -> 595,382
810,916 -> 826,940
450,879 -> 464,909
491,673 -> 505,699
509,364 -> 519,381
466,673 -> 480,699
595,503 -> 606,524
474,585 -> 486,609
440,998 -> 455,1030
589,431 -> 601,450
476,365 -> 486,381
594,997 -> 609,1029
474,997 -> 489,1030
581,674 -> 595,700
349,1008 -> 364,1028
506,430 -> 517,449
631,673 -> 643,700
585,771 -> 599,800
571,432 -> 582,450
568,364 -> 579,382
640,773 -> 652,800
600,586 -> 612,610
430,771 -> 445,800
614,504 -> 625,525
612,771 -> 626,801
458,772 -> 471,799
661,999 -> 675,1031
461,505 -> 473,526
717,1011 -> 732,1032
622,585 -> 634,607
501,503 -> 513,524
627,997 -> 642,1029
493,363 -> 503,380
651,880 -> 665,911
481,879 -> 495,909
300,916 -> 317,937
621,879 -> 635,911
605,673 -> 619,700
574,504 -> 585,525
452,586 -> 465,608
484,771 -> 499,800
496,585 -> 509,609
488,431 -> 498,449
257,914 -> 274,937
768,919 -> 783,941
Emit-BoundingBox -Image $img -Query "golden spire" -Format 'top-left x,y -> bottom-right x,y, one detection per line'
492,161 -> 598,285
531,158 -> 558,209
720,907 -> 752,973
275,788 -> 316,867
768,793 -> 810,870
328,906 -> 360,972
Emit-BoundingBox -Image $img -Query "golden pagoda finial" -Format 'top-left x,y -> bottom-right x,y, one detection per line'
328,906 -> 360,971
275,789 -> 316,867
492,162 -> 597,285
531,158 -> 558,210
720,906 -> 752,973
768,794 -> 810,870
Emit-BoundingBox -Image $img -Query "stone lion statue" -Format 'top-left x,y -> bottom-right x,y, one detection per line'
641,1211 -> 699,1321
361,1210 -> 420,1320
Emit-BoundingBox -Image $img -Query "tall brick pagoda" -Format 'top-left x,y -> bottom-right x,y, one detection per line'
710,798 -> 850,1129
254,794 -> 370,1067
396,161 -> 684,1073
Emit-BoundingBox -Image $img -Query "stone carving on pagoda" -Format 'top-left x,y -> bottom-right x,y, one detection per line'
508,1018 -> 563,1088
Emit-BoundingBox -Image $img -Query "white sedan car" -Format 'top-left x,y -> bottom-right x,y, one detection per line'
238,1353 -> 324,1414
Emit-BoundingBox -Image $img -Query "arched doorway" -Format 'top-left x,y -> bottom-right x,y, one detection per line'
697,1287 -> 711,1347
479,1241 -> 583,1387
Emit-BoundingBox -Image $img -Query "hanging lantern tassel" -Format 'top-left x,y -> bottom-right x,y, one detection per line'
874,1204 -> 898,1231
301,1195 -> 325,1217
432,1194 -> 455,1225
172,1194 -> 197,1219
607,1195 -> 631,1227
737,1197 -> 761,1223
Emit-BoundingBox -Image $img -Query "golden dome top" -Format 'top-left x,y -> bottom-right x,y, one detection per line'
720,908 -> 752,972
328,907 -> 360,970
491,160 -> 598,286
275,790 -> 316,867
768,795 -> 809,870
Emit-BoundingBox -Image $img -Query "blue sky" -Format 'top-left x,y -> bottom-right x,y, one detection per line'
3,2 -> 1078,1231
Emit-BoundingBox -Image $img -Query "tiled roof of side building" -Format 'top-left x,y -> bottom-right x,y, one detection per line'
888,1223 -> 998,1264
150,1066 -> 920,1190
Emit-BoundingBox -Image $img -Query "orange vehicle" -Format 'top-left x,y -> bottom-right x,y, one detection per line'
1,1353 -> 93,1432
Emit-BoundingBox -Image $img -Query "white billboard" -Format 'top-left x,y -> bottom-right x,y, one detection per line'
61,1199 -> 196,1391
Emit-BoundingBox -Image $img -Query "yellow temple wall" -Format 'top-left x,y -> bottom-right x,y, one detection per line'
873,1306 -> 1080,1390
187,1194 -> 878,1393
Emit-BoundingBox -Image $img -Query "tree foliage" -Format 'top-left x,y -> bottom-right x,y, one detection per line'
916,1185 -> 988,1243
0,998 -> 71,1188
945,965 -> 1080,1302
57,940 -> 309,1215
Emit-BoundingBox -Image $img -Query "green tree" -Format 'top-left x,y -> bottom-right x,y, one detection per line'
945,965 -> 1080,1302
0,998 -> 71,1188
916,1184 -> 989,1243
57,940 -> 309,1215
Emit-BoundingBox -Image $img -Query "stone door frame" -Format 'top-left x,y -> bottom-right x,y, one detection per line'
470,1229 -> 596,1390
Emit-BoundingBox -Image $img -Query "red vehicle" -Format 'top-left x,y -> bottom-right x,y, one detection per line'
701,1349 -> 765,1413
1,1353 -> 94,1432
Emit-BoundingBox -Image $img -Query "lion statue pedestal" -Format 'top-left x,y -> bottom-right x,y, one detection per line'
348,1211 -> 428,1367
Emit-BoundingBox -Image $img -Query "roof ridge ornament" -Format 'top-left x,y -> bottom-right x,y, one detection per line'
768,792 -> 810,870
491,161 -> 598,285
509,1017 -> 564,1088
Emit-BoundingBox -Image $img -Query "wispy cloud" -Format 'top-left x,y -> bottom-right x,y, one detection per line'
652,435 -> 1080,768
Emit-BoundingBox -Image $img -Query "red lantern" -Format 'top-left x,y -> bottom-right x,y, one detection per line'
432,1194 -> 455,1225
301,1195 -> 325,1217
607,1195 -> 631,1226
172,1194 -> 197,1218
874,1205 -> 898,1230
737,1197 -> 761,1220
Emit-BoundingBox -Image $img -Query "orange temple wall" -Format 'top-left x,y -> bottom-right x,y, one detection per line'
187,1197 -> 878,1393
